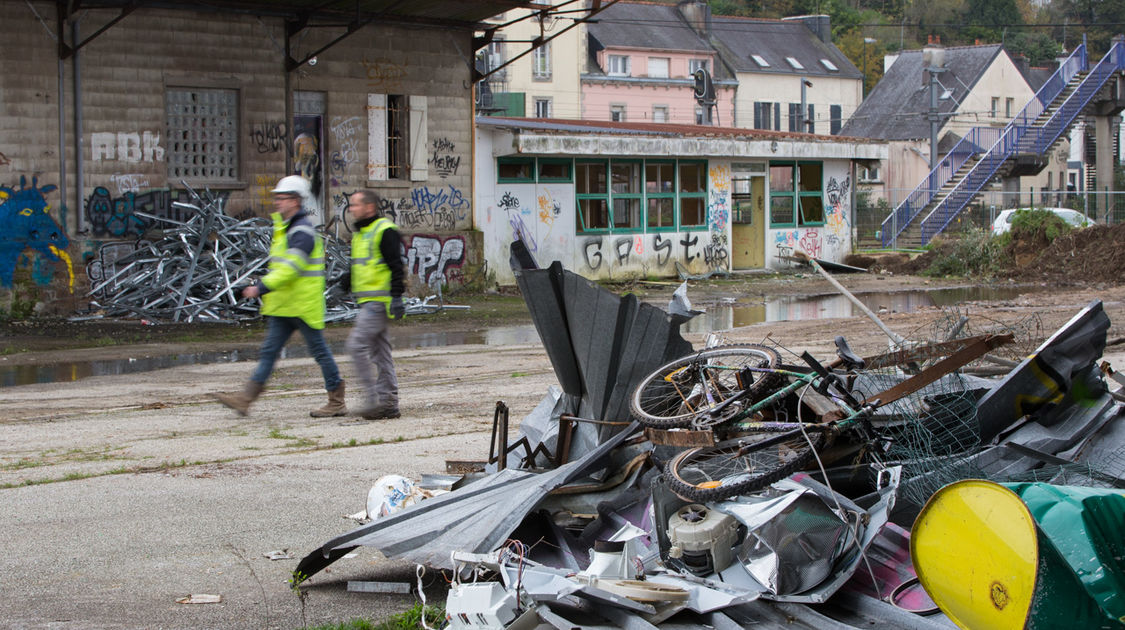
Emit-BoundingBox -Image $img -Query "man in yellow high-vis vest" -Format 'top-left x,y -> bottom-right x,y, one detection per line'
341,190 -> 405,420
214,176 -> 346,417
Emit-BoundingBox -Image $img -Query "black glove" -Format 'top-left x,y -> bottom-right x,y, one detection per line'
390,296 -> 405,320
337,271 -> 352,293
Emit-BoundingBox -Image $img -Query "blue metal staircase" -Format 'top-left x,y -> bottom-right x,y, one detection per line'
881,42 -> 1125,248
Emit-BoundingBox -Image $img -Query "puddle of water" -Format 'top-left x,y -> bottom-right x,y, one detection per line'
682,285 -> 1030,334
0,325 -> 544,388
0,286 -> 1028,387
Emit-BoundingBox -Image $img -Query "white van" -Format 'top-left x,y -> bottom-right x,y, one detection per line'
990,207 -> 1093,236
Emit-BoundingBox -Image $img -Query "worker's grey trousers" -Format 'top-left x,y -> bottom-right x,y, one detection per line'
347,301 -> 398,409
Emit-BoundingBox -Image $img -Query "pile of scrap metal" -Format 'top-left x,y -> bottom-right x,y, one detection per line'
81,188 -> 460,323
296,249 -> 1125,630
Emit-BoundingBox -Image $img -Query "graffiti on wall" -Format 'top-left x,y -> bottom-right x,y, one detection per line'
0,152 -> 9,166
703,233 -> 729,271
774,230 -> 797,259
375,184 -> 470,232
85,240 -> 147,297
825,175 -> 850,243
799,230 -> 823,258
109,173 -> 151,195
708,164 -> 731,234
329,116 -> 362,184
428,137 -> 461,179
249,121 -> 288,154
0,175 -> 72,290
580,232 -> 718,273
509,211 -> 537,253
537,190 -> 561,226
84,187 -> 229,238
91,131 -> 164,162
404,234 -> 465,287
653,234 -> 673,266
362,57 -> 408,91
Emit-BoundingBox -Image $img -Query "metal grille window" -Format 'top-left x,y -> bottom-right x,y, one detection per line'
166,88 -> 239,181
387,94 -> 408,180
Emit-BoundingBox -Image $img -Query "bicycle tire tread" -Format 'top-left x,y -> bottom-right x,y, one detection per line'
665,430 -> 829,502
630,344 -> 782,429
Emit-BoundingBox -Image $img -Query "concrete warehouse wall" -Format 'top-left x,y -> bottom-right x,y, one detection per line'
0,2 -> 480,315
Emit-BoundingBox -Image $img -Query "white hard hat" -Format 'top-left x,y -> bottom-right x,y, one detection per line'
271,175 -> 311,199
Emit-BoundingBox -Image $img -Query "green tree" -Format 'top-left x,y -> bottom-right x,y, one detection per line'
1005,32 -> 1062,66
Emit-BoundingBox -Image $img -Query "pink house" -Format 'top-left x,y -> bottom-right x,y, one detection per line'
582,2 -> 734,126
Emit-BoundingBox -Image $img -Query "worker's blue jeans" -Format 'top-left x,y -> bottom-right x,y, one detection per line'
251,316 -> 342,391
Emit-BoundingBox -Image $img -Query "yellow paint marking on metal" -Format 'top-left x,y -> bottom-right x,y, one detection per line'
911,480 -> 1038,630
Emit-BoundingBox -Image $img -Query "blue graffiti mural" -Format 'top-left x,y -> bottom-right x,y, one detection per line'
0,175 -> 71,289
84,186 -> 212,238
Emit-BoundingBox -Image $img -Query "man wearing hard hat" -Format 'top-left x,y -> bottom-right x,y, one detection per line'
214,175 -> 346,418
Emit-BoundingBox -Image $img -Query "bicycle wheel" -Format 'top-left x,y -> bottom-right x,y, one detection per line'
665,429 -> 830,502
630,344 -> 783,429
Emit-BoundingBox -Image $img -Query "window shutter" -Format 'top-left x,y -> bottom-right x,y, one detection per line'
367,93 -> 387,181
409,95 -> 428,182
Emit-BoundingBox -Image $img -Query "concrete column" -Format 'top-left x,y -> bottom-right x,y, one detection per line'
1092,114 -> 1117,223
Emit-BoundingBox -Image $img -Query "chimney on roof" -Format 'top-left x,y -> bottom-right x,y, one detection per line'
783,15 -> 832,44
677,0 -> 711,38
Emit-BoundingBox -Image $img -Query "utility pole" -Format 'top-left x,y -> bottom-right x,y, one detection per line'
863,37 -> 876,98
799,77 -> 812,132
923,38 -> 946,173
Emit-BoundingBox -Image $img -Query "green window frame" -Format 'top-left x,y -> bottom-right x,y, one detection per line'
610,160 -> 643,232
678,160 -> 708,229
575,160 -> 609,233
537,158 -> 572,182
645,160 -> 676,231
769,160 -> 824,227
498,157 -> 534,183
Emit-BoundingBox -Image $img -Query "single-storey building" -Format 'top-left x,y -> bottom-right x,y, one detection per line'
474,117 -> 886,285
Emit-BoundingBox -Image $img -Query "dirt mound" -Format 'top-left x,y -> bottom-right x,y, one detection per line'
865,244 -> 950,275
1009,223 -> 1125,284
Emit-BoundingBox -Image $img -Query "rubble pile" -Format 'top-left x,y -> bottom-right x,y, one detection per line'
295,256 -> 1125,630
85,189 -> 459,323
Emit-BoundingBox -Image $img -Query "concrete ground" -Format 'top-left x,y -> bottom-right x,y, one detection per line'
3,276 -> 1123,629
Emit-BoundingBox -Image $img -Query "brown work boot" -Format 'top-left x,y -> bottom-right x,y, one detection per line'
310,382 -> 348,418
361,404 -> 400,420
214,381 -> 264,416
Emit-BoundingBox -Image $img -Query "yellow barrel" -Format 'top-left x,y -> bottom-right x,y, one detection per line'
911,480 -> 1038,630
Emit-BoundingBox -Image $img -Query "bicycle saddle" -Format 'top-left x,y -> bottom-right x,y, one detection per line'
834,336 -> 865,370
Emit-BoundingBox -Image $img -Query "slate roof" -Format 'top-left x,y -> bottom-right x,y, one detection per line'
840,44 -> 1005,141
586,2 -> 713,54
709,16 -> 861,80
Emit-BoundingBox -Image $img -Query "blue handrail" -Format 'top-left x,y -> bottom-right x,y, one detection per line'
881,44 -> 1088,247
918,42 -> 1124,243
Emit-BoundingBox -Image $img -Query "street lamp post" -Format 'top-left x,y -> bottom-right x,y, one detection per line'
922,41 -> 949,172
863,37 -> 876,98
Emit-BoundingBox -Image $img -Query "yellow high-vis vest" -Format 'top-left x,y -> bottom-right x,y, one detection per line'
351,217 -> 396,309
261,212 -> 327,329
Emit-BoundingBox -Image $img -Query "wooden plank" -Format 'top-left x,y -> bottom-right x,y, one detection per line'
643,428 -> 714,447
